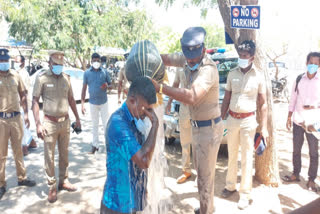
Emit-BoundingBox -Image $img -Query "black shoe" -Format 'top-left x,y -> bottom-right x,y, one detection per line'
0,186 -> 6,200
88,146 -> 98,154
221,188 -> 236,198
194,207 -> 200,214
18,178 -> 36,187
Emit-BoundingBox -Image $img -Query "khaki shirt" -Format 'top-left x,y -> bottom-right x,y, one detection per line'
169,53 -> 220,121
0,69 -> 26,112
226,66 -> 266,113
173,68 -> 190,120
17,67 -> 32,108
118,66 -> 129,90
33,69 -> 73,117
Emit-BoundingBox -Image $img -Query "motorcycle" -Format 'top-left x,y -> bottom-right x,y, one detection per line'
271,77 -> 288,99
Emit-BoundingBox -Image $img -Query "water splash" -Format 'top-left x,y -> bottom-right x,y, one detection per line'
142,104 -> 172,214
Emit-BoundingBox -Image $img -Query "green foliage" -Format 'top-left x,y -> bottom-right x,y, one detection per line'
0,0 -> 157,68
155,0 -> 217,17
203,24 -> 225,48
155,27 -> 181,54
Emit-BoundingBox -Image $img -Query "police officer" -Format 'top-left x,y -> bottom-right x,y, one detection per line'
32,50 -> 81,203
154,27 -> 223,214
220,40 -> 268,210
0,49 -> 36,200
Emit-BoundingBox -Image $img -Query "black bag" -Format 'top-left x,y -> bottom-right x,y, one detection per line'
125,40 -> 165,83
294,73 -> 304,94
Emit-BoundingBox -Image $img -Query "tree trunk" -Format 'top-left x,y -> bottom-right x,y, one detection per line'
218,0 -> 280,186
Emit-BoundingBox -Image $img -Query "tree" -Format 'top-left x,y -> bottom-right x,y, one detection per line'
150,0 -> 280,186
0,0 -> 158,69
266,43 -> 288,81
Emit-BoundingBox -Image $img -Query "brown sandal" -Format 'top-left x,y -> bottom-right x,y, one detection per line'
282,175 -> 300,182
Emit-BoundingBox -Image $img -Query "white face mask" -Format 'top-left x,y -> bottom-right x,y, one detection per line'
238,58 -> 251,69
134,117 -> 151,137
92,62 -> 101,69
14,63 -> 21,70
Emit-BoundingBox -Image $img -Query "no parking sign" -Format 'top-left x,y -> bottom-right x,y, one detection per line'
231,5 -> 260,29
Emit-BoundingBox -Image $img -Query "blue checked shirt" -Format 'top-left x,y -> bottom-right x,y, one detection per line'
83,67 -> 111,105
102,103 -> 147,213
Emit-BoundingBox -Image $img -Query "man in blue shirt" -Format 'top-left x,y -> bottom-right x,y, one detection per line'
101,77 -> 159,214
81,53 -> 112,154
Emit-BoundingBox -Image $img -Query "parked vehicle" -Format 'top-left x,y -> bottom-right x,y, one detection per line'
268,62 -> 289,101
30,67 -> 89,103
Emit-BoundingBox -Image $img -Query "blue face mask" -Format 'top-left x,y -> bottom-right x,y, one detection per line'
0,62 -> 10,71
307,64 -> 318,75
52,65 -> 63,75
187,63 -> 199,71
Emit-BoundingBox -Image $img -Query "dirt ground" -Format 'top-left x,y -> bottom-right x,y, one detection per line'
0,93 -> 319,214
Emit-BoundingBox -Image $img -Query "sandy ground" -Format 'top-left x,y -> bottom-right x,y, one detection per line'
1,92 -> 319,214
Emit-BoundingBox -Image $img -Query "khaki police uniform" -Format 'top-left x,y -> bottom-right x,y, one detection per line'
173,68 -> 192,173
0,69 -> 27,187
118,65 -> 129,99
170,54 -> 223,214
225,66 -> 265,200
33,67 -> 73,189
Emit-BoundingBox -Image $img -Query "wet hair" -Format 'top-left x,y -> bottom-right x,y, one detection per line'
238,40 -> 256,56
91,53 -> 100,59
128,77 -> 157,105
306,52 -> 320,63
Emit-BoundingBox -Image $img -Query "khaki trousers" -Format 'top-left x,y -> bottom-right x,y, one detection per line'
192,120 -> 223,214
179,118 -> 192,173
0,115 -> 27,187
225,115 -> 257,200
43,118 -> 70,189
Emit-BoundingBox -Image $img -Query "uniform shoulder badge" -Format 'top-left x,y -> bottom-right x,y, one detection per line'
38,69 -> 50,76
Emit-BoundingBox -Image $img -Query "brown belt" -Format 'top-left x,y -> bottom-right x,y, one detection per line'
45,114 -> 69,123
303,105 -> 320,110
229,110 -> 255,119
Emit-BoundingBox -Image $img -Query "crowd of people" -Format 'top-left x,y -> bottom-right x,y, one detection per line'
0,25 -> 319,214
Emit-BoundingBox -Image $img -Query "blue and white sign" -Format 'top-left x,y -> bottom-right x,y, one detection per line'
231,5 -> 260,29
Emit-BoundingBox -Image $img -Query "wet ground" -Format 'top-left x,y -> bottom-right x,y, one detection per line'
1,93 -> 319,214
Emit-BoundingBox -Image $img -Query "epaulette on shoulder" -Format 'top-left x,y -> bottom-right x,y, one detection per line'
38,69 -> 49,76
62,72 -> 70,79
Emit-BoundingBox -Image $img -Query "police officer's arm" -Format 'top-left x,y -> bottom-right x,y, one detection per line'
68,86 -> 81,128
17,74 -> 30,128
221,90 -> 231,120
81,83 -> 87,115
161,53 -> 186,67
258,92 -> 268,141
152,65 -> 216,106
131,108 -> 159,169
221,72 -> 232,120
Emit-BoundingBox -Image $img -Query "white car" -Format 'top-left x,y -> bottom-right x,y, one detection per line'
30,67 -> 89,103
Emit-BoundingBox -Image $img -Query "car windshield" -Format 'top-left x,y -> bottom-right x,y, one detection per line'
268,62 -> 285,68
63,69 -> 84,79
212,58 -> 238,83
